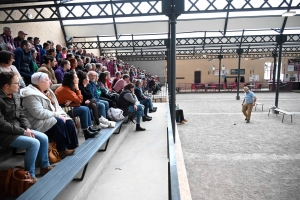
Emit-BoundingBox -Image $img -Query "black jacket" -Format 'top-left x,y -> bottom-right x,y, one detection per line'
134,86 -> 144,101
0,90 -> 31,147
78,83 -> 93,106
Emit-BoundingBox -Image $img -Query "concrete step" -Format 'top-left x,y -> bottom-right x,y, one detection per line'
57,121 -> 134,200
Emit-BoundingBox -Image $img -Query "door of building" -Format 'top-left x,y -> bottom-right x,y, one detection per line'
194,71 -> 201,83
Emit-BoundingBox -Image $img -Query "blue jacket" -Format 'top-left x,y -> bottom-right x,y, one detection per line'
13,47 -> 34,73
87,81 -> 100,101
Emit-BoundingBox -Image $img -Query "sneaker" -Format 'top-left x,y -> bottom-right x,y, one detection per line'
182,119 -> 187,122
245,118 -> 247,121
98,123 -> 108,128
100,116 -> 108,122
246,120 -> 250,123
99,118 -> 109,125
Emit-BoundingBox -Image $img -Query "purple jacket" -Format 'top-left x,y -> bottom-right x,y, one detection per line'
54,66 -> 66,83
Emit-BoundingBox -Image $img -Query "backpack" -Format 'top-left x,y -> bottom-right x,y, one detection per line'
107,108 -> 125,121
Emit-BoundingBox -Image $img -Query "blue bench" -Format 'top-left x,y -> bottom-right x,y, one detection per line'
18,117 -> 127,200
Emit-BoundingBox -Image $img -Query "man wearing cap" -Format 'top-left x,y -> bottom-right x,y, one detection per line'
14,31 -> 27,48
242,87 -> 257,123
0,27 -> 15,52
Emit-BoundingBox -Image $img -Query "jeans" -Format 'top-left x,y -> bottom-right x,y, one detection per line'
96,102 -> 106,118
139,99 -> 150,115
128,104 -> 144,124
98,99 -> 109,116
68,106 -> 92,129
176,109 -> 184,122
9,130 -> 50,178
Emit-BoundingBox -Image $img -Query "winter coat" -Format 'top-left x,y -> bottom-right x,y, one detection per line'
0,90 -> 31,147
38,63 -> 58,84
20,85 -> 68,132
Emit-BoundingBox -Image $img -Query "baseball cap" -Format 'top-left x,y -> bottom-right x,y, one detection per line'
18,31 -> 28,35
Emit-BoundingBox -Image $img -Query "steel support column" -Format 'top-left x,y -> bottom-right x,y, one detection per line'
170,13 -> 177,141
272,51 -> 278,92
236,48 -> 243,100
218,54 -> 223,92
275,35 -> 287,107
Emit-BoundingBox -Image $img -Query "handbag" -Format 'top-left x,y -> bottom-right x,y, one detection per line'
0,166 -> 33,198
48,142 -> 61,164
9,166 -> 33,197
107,108 -> 125,122
0,168 -> 13,198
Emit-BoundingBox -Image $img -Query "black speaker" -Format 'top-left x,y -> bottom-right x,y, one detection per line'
162,0 -> 185,14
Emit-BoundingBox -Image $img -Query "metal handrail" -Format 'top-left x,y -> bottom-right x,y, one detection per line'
166,84 -> 181,200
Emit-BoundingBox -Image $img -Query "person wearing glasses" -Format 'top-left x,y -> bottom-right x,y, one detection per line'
20,72 -> 79,159
0,50 -> 26,88
0,71 -> 53,182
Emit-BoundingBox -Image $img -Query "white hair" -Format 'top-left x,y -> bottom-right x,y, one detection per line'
31,72 -> 48,85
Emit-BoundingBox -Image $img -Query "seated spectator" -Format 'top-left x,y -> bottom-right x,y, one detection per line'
13,40 -> 34,84
20,72 -> 78,158
95,63 -> 102,74
27,36 -> 34,46
87,71 -> 110,119
149,77 -> 159,94
55,60 -> 70,83
105,71 -> 112,90
176,108 -> 187,125
141,77 -> 148,93
46,48 -> 56,57
14,31 -> 27,49
0,27 -> 15,52
0,50 -> 26,87
55,71 -> 100,140
40,42 -> 50,63
134,80 -> 157,119
91,63 -> 96,71
85,63 -> 92,72
66,53 -> 73,60
0,71 -> 52,181
69,58 -> 77,72
76,58 -> 85,72
31,49 -> 39,72
62,47 -> 67,59
77,70 -> 109,128
112,71 -> 121,89
117,83 -> 147,131
38,55 -> 58,84
113,74 -> 130,94
56,44 -> 63,61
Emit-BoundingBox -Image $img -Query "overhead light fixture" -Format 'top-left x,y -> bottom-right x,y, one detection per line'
245,58 -> 248,60
282,11 -> 296,17
258,57 -> 265,60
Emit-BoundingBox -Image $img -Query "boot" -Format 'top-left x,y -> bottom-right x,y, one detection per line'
142,116 -> 152,122
83,129 -> 99,140
59,149 -> 75,159
136,124 -> 146,131
88,126 -> 100,132
40,165 -> 54,175
145,115 -> 152,119
149,109 -> 157,113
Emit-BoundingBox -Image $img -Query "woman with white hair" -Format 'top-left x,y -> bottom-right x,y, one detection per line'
20,72 -> 78,158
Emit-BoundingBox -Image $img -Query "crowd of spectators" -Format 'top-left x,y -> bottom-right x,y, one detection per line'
0,26 -> 162,182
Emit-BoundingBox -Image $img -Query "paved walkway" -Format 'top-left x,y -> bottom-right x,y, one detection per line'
86,103 -> 168,200
176,92 -> 300,200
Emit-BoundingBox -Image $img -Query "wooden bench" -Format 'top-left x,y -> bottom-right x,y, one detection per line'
18,117 -> 127,200
268,108 -> 295,123
254,102 -> 264,111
